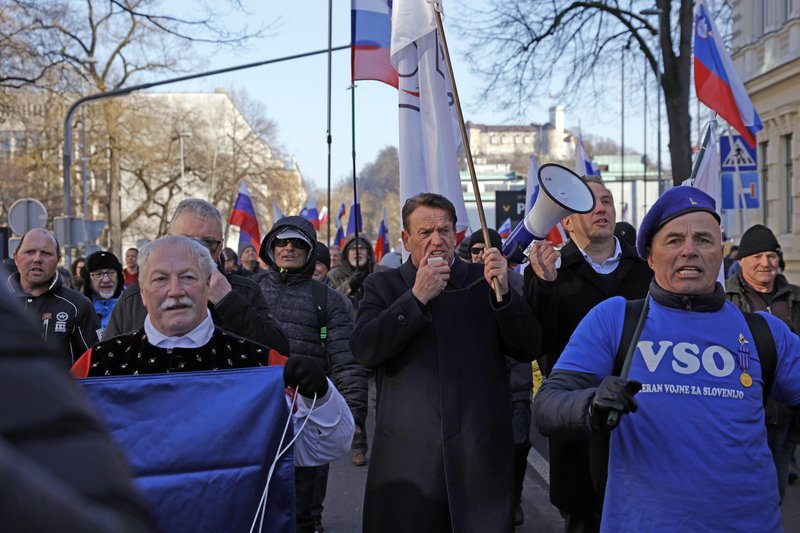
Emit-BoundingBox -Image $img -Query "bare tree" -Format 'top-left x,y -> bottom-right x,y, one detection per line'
458,0 -> 703,185
1,0 -> 271,255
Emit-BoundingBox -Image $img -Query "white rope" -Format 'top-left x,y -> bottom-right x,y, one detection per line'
249,388 -> 318,533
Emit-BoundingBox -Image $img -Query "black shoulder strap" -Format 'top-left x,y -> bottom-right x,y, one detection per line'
742,311 -> 777,406
310,280 -> 329,354
614,299 -> 646,375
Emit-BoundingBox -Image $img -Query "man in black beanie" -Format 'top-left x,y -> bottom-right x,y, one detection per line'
81,251 -> 125,339
725,223 -> 800,501
313,243 -> 332,285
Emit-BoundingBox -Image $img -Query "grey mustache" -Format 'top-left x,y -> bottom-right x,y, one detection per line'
160,296 -> 194,310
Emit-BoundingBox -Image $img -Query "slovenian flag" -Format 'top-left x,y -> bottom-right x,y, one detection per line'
318,206 -> 329,228
498,218 -> 512,240
300,200 -> 320,231
694,0 -> 762,147
335,202 -> 347,228
229,181 -> 261,255
352,0 -> 398,87
574,136 -> 600,177
345,202 -> 362,237
80,367 -> 295,532
334,225 -> 346,250
374,208 -> 389,262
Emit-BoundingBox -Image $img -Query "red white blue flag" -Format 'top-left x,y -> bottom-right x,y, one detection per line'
498,218 -> 512,240
229,181 -> 261,255
574,136 -> 600,177
345,202 -> 363,237
334,225 -> 346,250
318,206 -> 329,228
374,208 -> 389,262
300,199 -> 320,231
694,0 -> 762,147
351,0 -> 398,87
335,202 -> 347,228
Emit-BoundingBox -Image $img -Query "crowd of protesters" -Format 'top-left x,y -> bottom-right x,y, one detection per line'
4,182 -> 800,533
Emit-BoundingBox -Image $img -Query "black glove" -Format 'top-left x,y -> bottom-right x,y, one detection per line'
590,376 -> 642,431
348,270 -> 368,291
283,355 -> 329,399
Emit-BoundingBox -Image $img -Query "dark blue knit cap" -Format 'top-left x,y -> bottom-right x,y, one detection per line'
636,186 -> 720,258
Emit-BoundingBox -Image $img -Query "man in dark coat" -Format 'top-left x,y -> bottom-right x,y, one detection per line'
351,193 -> 539,532
103,199 -> 289,355
524,176 -> 652,532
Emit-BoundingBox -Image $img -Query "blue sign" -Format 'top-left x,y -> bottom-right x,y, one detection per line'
721,171 -> 760,209
719,134 -> 759,209
720,135 -> 757,171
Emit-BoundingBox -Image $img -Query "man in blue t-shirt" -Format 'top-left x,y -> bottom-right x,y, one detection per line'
534,186 -> 800,532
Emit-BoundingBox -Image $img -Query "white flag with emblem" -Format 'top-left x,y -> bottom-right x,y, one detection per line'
390,0 -> 469,241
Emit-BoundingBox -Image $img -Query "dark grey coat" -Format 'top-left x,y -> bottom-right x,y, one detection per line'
256,216 -> 368,425
351,258 -> 539,532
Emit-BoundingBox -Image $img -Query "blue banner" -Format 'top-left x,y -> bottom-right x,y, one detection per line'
81,367 -> 294,533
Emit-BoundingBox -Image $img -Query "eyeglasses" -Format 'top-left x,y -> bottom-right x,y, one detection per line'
191,238 -> 223,253
273,237 -> 310,250
89,270 -> 116,280
470,247 -> 485,255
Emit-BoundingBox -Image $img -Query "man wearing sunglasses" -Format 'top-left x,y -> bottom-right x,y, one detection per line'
104,199 -> 289,356
256,215 -> 367,533
80,250 -> 125,339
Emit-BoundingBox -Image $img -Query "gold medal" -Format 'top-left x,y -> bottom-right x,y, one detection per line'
740,372 -> 753,388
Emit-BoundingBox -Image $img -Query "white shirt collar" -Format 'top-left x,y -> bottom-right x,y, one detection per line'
577,237 -> 623,275
144,309 -> 214,349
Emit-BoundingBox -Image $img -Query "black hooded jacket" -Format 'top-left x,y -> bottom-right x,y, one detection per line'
255,216 -> 367,424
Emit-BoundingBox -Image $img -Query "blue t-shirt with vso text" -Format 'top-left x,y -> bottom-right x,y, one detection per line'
555,297 -> 800,532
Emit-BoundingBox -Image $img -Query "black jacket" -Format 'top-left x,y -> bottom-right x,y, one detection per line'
351,257 -> 539,532
103,272 -> 290,356
7,271 -> 100,367
256,216 -> 368,425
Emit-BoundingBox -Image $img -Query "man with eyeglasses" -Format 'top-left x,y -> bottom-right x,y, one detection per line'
255,216 -> 366,533
7,228 -> 99,366
103,199 -> 289,356
80,250 -> 125,339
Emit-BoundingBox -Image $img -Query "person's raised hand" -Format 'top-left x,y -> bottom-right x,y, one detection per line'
207,268 -> 233,305
528,241 -> 560,282
481,247 -> 509,296
412,253 -> 450,305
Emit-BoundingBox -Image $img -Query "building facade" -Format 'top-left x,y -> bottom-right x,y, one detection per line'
732,0 -> 800,279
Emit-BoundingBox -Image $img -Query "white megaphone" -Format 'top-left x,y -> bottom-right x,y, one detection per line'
502,163 -> 596,264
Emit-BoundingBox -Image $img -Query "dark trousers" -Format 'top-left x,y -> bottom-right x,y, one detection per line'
513,442 -> 531,506
295,463 -> 329,532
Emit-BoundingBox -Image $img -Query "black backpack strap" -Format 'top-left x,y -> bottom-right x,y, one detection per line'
310,280 -> 330,373
742,311 -> 777,406
590,298 -> 647,510
614,299 -> 646,376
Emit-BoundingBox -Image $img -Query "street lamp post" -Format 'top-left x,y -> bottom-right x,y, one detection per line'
641,7 -> 664,196
177,131 -> 192,200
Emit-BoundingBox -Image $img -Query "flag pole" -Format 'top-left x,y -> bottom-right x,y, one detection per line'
686,119 -> 715,186
351,82 -> 361,262
431,4 -> 502,301
326,0 -> 333,246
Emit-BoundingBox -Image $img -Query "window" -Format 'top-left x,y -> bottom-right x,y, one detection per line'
782,134 -> 794,233
490,136 -> 497,144
785,0 -> 795,19
760,141 -> 769,224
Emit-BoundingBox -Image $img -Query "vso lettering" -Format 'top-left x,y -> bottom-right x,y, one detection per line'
637,341 -> 736,377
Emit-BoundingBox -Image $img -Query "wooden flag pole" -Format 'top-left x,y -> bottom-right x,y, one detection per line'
431,2 -> 503,301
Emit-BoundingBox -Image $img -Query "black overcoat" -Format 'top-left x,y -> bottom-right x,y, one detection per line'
351,258 -> 539,532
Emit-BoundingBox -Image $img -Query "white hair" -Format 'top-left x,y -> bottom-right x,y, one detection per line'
138,236 -> 216,280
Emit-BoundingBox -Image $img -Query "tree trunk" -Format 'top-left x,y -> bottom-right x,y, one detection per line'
108,141 -> 122,258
